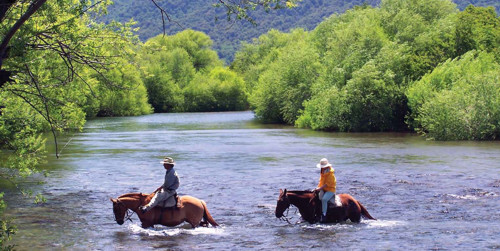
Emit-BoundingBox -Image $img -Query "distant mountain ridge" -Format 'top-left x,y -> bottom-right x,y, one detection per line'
102,0 -> 499,62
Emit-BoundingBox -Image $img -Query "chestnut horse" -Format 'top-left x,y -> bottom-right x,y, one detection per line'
275,189 -> 376,224
111,192 -> 218,228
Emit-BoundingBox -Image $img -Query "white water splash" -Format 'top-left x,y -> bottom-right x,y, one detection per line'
446,192 -> 498,200
301,222 -> 355,231
299,219 -> 405,230
365,220 -> 405,229
128,223 -> 227,237
447,194 -> 480,200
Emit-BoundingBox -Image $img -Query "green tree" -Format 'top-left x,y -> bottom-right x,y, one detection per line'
0,1 -> 299,248
455,5 -> 500,59
380,0 -> 457,26
139,30 -> 224,112
298,6 -> 409,131
250,30 -> 323,123
141,63 -> 184,113
0,193 -> 16,250
0,2 -> 150,248
312,6 -> 389,89
208,67 -> 247,111
183,67 -> 247,112
90,63 -> 153,117
407,51 -> 500,140
232,29 -> 303,93
297,59 -> 408,131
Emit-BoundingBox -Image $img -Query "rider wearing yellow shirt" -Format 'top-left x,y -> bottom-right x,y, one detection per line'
313,158 -> 336,223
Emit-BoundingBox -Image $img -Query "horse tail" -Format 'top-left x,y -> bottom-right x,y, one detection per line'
201,200 -> 219,227
358,201 -> 376,220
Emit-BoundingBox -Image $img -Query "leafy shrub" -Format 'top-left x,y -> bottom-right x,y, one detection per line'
407,51 -> 500,140
183,67 -> 247,112
250,34 -> 323,123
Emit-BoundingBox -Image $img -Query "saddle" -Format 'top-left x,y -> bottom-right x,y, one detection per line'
327,195 -> 343,208
159,193 -> 180,209
316,191 -> 342,208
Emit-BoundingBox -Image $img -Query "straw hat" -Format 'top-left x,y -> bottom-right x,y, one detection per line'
160,157 -> 175,165
316,158 -> 332,169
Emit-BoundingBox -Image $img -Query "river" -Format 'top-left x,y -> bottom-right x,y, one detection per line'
3,111 -> 500,250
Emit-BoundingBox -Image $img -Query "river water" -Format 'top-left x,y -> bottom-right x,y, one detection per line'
3,111 -> 500,250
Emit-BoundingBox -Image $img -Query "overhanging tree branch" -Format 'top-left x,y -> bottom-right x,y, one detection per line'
0,0 -> 47,71
150,0 -> 184,36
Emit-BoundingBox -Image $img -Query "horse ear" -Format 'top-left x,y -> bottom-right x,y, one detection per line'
279,189 -> 283,194
284,189 -> 287,194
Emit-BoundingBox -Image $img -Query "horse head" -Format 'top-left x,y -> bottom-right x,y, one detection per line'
275,189 -> 290,218
110,198 -> 127,225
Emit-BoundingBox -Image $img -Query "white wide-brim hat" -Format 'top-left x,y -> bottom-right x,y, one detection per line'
316,158 -> 332,168
160,157 -> 175,165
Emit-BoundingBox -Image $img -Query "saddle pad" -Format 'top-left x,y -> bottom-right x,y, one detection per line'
160,195 -> 176,208
327,195 -> 342,207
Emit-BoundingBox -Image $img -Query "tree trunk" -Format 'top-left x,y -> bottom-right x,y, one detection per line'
0,0 -> 47,69
0,0 -> 17,23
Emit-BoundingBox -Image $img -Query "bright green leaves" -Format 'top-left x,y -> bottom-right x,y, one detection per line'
85,30 -> 153,117
0,192 -> 16,251
139,30 -> 245,113
381,0 -> 457,25
1,0 -> 151,122
313,6 -> 389,88
455,5 -> 500,58
1,3 -> 150,242
0,94 -> 48,178
183,67 -> 247,112
407,51 -> 500,140
236,0 -> 500,138
245,29 -> 322,123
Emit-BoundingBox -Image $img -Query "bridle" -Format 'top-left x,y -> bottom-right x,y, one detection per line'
114,199 -> 136,223
277,194 -> 292,224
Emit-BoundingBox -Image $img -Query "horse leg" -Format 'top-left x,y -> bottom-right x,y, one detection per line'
199,220 -> 208,227
141,221 -> 154,228
347,200 -> 361,223
348,212 -> 361,223
187,219 -> 198,228
187,212 -> 205,228
184,213 -> 200,229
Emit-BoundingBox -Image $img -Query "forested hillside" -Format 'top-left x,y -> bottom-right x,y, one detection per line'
102,0 -> 500,62
103,0 -> 377,62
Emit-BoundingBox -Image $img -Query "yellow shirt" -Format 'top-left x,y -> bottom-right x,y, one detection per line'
318,168 -> 336,193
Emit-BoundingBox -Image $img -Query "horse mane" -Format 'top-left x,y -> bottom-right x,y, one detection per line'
118,192 -> 148,199
286,190 -> 313,195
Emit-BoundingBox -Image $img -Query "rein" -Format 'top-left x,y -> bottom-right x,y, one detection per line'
279,207 -> 292,224
278,193 -> 296,225
124,208 -> 135,223
116,199 -> 137,223
278,191 -> 313,224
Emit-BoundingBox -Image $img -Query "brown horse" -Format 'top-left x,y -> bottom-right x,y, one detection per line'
111,192 -> 218,228
275,189 -> 376,224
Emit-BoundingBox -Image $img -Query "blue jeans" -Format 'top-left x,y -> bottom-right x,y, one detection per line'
320,191 -> 335,216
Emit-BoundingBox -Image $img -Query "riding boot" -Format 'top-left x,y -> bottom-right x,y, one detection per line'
320,214 -> 327,223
